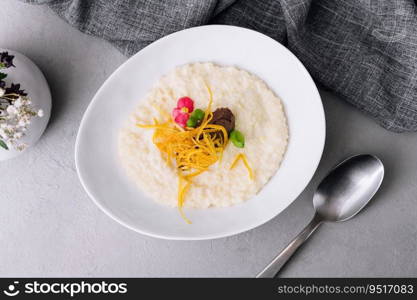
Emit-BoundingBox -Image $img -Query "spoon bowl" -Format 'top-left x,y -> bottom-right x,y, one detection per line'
314,154 -> 384,222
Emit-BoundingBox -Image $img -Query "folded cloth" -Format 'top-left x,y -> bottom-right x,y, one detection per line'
23,0 -> 417,132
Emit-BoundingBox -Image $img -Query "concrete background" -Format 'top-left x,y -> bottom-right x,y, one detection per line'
0,0 -> 416,277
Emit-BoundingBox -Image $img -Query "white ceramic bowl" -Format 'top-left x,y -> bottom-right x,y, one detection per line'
75,25 -> 325,240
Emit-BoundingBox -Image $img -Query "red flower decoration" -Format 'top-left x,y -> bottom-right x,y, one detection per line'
172,97 -> 194,127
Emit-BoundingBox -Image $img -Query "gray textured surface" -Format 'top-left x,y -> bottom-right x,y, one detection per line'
0,0 -> 416,277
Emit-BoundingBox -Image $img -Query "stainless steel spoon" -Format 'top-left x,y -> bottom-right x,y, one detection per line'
256,154 -> 384,278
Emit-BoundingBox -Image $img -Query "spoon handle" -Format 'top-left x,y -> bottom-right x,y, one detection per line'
256,214 -> 322,278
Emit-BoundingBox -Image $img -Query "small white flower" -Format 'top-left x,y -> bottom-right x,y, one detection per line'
0,88 -> 4,97
0,93 -> 42,151
13,132 -> 23,139
14,98 -> 22,108
6,105 -> 17,115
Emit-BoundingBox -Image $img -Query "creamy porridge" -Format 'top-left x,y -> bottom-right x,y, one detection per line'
119,62 -> 288,212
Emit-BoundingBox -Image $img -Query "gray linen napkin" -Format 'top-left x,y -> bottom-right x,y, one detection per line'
22,0 -> 417,132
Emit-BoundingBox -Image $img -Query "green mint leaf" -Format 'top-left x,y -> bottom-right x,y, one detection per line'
230,130 -> 245,148
0,139 -> 8,150
0,72 -> 7,80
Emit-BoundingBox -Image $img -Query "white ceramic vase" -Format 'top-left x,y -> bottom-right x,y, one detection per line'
0,49 -> 51,161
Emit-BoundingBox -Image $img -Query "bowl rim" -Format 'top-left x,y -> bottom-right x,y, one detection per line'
75,25 -> 326,240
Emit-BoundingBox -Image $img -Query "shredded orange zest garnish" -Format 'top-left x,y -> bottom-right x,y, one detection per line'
177,176 -> 192,224
138,84 -> 255,223
138,85 -> 228,223
230,153 -> 254,180
230,153 -> 241,170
